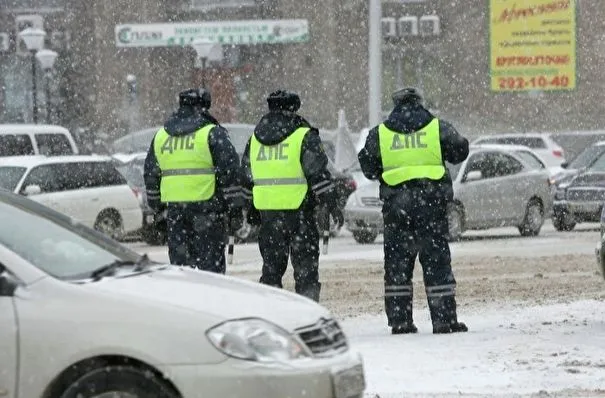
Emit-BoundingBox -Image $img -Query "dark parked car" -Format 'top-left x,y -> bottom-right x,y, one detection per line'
553,171 -> 605,231
551,140 -> 605,187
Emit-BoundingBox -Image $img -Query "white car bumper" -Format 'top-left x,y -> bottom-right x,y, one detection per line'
121,207 -> 144,233
163,351 -> 365,398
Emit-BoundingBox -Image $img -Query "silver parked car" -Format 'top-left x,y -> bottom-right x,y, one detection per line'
345,144 -> 553,243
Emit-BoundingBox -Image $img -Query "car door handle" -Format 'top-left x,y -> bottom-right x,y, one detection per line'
91,198 -> 99,202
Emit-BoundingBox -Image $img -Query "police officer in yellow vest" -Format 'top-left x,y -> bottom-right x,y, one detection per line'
144,88 -> 242,273
359,88 -> 470,334
241,90 -> 344,302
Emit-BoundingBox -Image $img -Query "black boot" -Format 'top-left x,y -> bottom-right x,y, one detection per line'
391,322 -> 418,334
428,295 -> 468,334
298,282 -> 321,302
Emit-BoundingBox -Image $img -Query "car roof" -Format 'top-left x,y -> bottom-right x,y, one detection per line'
474,133 -> 550,140
0,155 -> 113,168
0,124 -> 70,134
470,143 -> 535,152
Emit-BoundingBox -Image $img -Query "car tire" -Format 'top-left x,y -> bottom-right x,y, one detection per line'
553,212 -> 576,232
59,365 -> 178,398
446,204 -> 464,242
519,199 -> 544,237
353,229 -> 378,244
94,210 -> 123,240
142,223 -> 167,246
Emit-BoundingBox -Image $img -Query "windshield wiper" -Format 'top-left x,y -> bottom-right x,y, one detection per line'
90,254 -> 153,281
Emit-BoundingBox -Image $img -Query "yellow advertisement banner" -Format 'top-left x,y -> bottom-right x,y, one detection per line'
489,0 -> 576,91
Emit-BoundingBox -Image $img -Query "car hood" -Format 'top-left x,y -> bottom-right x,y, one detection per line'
87,266 -> 330,331
355,181 -> 379,197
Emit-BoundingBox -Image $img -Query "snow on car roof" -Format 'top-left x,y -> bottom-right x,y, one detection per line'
470,143 -> 535,152
0,124 -> 70,134
0,155 -> 113,168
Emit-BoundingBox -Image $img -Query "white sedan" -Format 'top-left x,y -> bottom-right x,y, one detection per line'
345,144 -> 553,243
0,190 -> 365,398
0,155 -> 142,239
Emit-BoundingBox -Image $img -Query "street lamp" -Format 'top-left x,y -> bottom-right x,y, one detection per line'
191,38 -> 221,89
36,49 -> 58,124
18,27 -> 46,124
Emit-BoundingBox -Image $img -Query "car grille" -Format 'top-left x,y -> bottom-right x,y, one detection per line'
296,318 -> 348,357
361,197 -> 383,207
566,188 -> 605,202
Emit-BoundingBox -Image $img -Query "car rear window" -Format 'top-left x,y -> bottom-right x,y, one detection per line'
495,137 -> 547,149
35,133 -> 74,155
0,134 -> 35,156
514,150 -> 545,169
0,166 -> 26,191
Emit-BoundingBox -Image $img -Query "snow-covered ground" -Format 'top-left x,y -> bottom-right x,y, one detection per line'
346,300 -> 605,397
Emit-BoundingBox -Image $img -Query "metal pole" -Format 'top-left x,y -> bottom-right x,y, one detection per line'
31,51 -> 38,124
396,53 -> 403,89
45,71 -> 51,124
201,57 -> 207,89
368,0 -> 382,127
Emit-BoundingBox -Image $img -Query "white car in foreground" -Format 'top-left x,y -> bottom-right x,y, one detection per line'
0,155 -> 142,239
0,190 -> 365,398
345,144 -> 553,243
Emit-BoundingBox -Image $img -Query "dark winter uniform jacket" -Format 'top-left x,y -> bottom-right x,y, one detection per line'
358,103 -> 469,203
241,110 -> 339,211
144,106 -> 241,214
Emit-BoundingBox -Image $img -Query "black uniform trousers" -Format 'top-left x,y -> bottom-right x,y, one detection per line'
383,193 -> 459,327
258,209 -> 321,301
166,205 -> 226,274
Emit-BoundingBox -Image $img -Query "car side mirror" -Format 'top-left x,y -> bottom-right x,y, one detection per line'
465,170 -> 483,182
23,184 -> 42,196
561,161 -> 568,169
0,265 -> 18,297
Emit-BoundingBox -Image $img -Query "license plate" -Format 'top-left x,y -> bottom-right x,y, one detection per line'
570,202 -> 600,214
332,364 -> 365,398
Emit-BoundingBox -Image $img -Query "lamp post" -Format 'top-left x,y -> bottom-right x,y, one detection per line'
191,38 -> 221,89
368,0 -> 382,127
36,49 -> 58,124
18,27 -> 46,124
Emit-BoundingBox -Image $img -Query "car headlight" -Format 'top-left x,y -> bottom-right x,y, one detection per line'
206,318 -> 309,362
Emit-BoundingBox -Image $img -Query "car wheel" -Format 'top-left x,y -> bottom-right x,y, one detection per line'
142,223 -> 167,246
59,365 -> 178,398
353,229 -> 378,244
94,210 -> 123,240
519,199 -> 544,237
553,211 -> 576,232
446,204 -> 464,242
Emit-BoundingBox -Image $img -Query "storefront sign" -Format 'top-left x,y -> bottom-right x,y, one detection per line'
115,19 -> 309,47
489,0 -> 576,92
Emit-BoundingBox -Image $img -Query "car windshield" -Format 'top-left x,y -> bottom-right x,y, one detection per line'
568,145 -> 605,169
0,166 -> 26,191
227,126 -> 254,155
0,194 -> 141,280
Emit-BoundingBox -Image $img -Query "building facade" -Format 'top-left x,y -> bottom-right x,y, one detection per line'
1,0 -> 603,140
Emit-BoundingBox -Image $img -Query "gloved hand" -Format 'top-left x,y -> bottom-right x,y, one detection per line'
246,206 -> 261,227
329,204 -> 344,229
228,207 -> 244,234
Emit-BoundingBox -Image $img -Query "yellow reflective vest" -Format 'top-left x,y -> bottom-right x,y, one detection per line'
379,118 -> 445,185
154,124 -> 216,202
250,127 -> 310,210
